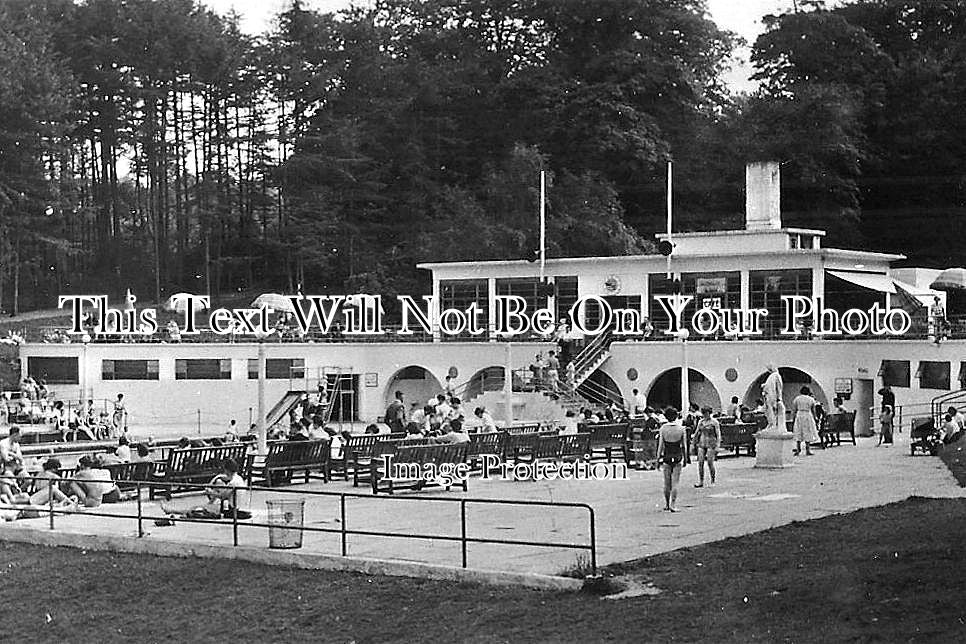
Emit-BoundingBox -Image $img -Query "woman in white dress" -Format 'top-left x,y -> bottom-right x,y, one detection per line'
792,386 -> 819,456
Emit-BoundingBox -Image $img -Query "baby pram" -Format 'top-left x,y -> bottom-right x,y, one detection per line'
909,417 -> 942,456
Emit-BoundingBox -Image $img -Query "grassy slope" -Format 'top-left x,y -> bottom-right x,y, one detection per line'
3,497 -> 966,643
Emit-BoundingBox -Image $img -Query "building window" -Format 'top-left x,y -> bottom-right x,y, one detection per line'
175,359 -> 232,380
916,361 -> 950,390
496,278 -> 545,317
554,276 -> 579,322
440,279 -> 488,340
879,360 -> 910,388
648,274 -> 678,328
680,272 -> 741,324
750,269 -> 813,337
247,358 -> 305,380
583,295 -> 642,333
27,357 -> 79,385
103,360 -> 159,381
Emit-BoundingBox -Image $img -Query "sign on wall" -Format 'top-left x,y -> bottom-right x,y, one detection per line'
834,378 -> 853,395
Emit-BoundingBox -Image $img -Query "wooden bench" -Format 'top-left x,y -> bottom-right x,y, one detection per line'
103,461 -> 156,492
632,431 -> 658,464
823,412 -> 857,446
467,432 -> 503,471
352,438 -> 433,487
247,439 -> 329,487
509,434 -> 591,479
719,422 -> 757,456
502,431 -> 558,463
370,444 -> 469,494
329,435 -> 380,480
580,423 -> 630,463
149,444 -> 249,499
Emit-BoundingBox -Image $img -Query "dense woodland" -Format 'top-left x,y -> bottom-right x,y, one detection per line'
1,0 -> 964,313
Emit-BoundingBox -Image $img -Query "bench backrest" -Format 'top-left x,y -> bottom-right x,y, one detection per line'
343,435 -> 381,459
559,433 -> 591,459
468,432 -> 502,456
586,423 -> 629,445
719,422 -> 756,442
266,440 -> 329,468
390,443 -> 468,465
828,412 -> 856,433
503,431 -> 557,452
165,444 -> 248,476
104,461 -> 155,481
505,423 -> 543,435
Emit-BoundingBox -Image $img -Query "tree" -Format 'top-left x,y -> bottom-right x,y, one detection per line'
0,6 -> 72,313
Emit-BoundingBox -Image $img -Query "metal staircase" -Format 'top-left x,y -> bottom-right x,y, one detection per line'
570,329 -> 614,387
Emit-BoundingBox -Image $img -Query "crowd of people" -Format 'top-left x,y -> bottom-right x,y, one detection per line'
0,426 -> 132,518
1,380 -> 128,444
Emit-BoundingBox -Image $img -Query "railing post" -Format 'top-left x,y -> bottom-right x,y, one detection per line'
340,494 -> 347,556
460,500 -> 468,569
588,505 -> 597,575
136,482 -> 143,538
48,477 -> 55,530
232,488 -> 239,547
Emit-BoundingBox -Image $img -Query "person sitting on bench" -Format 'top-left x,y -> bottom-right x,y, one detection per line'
69,456 -> 121,507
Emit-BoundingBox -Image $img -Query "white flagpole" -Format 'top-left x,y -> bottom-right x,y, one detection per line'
666,161 -> 672,279
539,170 -> 546,282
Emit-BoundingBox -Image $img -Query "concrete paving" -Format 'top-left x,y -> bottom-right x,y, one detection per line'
3,432 -> 963,578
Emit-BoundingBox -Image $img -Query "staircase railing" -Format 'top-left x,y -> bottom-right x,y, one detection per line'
454,367 -> 505,403
570,329 -> 614,385
931,389 -> 966,428
510,366 -> 623,409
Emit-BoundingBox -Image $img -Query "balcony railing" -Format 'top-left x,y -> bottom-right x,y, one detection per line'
18,315 -> 965,345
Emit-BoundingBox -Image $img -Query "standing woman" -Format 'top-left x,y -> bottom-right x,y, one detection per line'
112,393 -> 127,438
792,386 -> 819,456
879,404 -> 894,447
657,408 -> 688,512
693,406 -> 721,487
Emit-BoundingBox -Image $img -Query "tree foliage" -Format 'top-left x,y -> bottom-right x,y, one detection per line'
4,0 -> 965,315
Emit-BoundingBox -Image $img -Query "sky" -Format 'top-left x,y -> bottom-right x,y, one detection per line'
202,0 -> 799,92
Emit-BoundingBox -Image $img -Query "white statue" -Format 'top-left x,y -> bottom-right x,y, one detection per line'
762,363 -> 786,432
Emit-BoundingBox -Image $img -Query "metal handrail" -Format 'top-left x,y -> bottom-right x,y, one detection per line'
571,329 -> 612,374
14,475 -> 597,575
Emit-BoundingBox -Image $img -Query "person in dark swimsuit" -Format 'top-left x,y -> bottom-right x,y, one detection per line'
657,407 -> 689,512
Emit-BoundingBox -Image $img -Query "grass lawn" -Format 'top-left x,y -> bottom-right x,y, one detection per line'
3,496 -> 966,643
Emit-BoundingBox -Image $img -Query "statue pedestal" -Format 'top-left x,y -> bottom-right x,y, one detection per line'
754,429 -> 795,469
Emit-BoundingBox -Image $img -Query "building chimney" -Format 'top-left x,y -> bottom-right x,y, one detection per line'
745,161 -> 781,230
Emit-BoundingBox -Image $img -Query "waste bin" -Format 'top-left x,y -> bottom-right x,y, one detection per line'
266,499 -> 305,549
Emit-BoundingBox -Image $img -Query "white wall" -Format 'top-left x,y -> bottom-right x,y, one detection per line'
604,337 -> 966,431
20,341 -> 546,432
